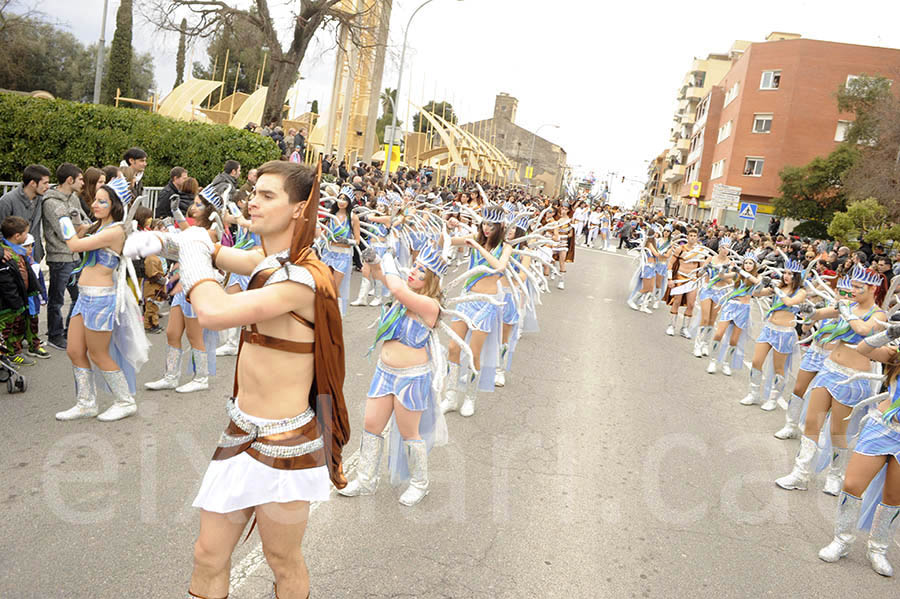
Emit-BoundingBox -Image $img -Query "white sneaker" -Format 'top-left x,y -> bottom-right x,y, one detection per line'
627,299 -> 639,311
175,378 -> 209,393
701,342 -> 710,357
652,299 -> 660,309
740,393 -> 760,406
706,361 -> 717,374
215,342 -> 238,357
460,394 -> 475,417
144,375 -> 179,390
774,423 -> 800,440
692,340 -> 703,358
96,402 -> 137,422
495,370 -> 505,387
722,362 -> 732,376
680,327 -> 691,339
760,398 -> 778,411
441,389 -> 459,414
55,403 -> 98,421
665,324 -> 675,336
369,296 -> 382,307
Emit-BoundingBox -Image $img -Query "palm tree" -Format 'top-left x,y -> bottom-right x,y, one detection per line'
380,87 -> 397,118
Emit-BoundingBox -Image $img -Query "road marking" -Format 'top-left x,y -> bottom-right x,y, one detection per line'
228,449 -> 361,594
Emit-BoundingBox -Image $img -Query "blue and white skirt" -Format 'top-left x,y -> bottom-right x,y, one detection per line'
699,286 -> 728,304
641,264 -> 656,279
799,344 -> 827,373
226,273 -> 251,291
718,300 -> 750,330
655,262 -> 667,276
502,291 -> 519,325
172,290 -> 196,318
855,414 -> 900,464
320,245 -> 353,275
452,297 -> 501,333
757,322 -> 798,355
72,286 -> 116,332
367,360 -> 433,412
809,358 -> 872,407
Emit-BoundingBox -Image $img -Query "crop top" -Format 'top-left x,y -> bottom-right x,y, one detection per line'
766,290 -> 802,318
73,224 -> 122,274
371,302 -> 430,351
818,303 -> 881,345
325,216 -> 352,244
465,243 -> 504,291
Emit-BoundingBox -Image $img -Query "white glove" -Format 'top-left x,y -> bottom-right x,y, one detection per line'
123,231 -> 164,259
177,227 -> 218,297
381,252 -> 401,279
58,216 -> 77,241
838,300 -> 858,322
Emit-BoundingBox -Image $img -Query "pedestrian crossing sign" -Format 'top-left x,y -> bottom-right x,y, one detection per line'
738,202 -> 757,220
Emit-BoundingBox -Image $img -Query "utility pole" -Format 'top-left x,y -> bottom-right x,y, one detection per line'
92,0 -> 110,104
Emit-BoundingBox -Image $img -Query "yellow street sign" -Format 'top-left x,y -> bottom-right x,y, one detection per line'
689,181 -> 702,198
525,166 -> 534,179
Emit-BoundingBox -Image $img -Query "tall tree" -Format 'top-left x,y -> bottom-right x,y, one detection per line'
310,99 -> 319,114
146,0 -> 373,126
835,74 -> 893,145
828,198 -> 900,247
101,0 -> 133,104
376,87 -> 396,143
412,100 -> 457,136
191,10 -> 273,95
174,18 -> 187,88
772,144 -> 859,225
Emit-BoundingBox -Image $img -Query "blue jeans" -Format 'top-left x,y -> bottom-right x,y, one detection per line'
47,261 -> 79,339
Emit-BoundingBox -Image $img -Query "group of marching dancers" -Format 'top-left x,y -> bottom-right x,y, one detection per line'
49,172 -> 578,509
625,219 -> 900,578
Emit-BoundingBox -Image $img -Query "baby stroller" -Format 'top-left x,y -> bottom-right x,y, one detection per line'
0,354 -> 26,393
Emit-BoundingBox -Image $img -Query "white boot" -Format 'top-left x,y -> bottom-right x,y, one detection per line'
337,431 -> 384,497
639,292 -> 653,314
740,368 -> 763,405
56,366 -> 98,420
398,439 -> 429,506
460,374 -> 477,417
440,362 -> 461,414
760,374 -> 783,411
776,435 -> 818,490
652,289 -> 660,310
692,333 -> 703,358
176,348 -> 210,393
557,274 -> 565,290
368,294 -> 383,307
627,295 -> 640,311
144,345 -> 182,390
495,369 -> 506,387
867,502 -> 900,576
774,393 -> 804,440
97,369 -> 137,421
721,346 -> 735,376
823,447 -> 851,496
350,277 -> 371,306
215,328 -> 239,356
700,327 -> 712,356
819,491 -> 863,562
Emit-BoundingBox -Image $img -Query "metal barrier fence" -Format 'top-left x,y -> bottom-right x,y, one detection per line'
1,181 -> 161,216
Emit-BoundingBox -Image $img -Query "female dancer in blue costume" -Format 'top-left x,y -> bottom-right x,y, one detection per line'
739,259 -> 807,410
145,186 -> 222,394
775,275 -> 849,440
692,238 -> 733,357
338,242 -> 451,506
442,204 -> 512,418
216,201 -> 262,356
776,265 -> 886,495
653,227 -> 673,310
705,253 -> 760,376
817,322 -> 900,576
318,185 -> 360,315
496,213 -> 536,387
627,227 -> 658,314
350,193 -> 393,307
55,176 -> 148,421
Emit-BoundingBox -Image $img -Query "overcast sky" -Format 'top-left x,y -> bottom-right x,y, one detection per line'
38,0 -> 900,196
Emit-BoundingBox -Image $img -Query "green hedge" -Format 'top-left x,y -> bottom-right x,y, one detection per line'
0,94 -> 281,186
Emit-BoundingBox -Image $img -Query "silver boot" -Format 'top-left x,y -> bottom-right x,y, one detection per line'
740,368 -> 763,405
56,366 -> 98,420
774,393 -> 804,440
440,362 -> 461,414
692,330 -> 704,357
761,374 -> 784,411
398,439 -> 430,506
176,348 -> 210,393
867,502 -> 900,576
215,327 -> 239,356
721,346 -> 736,376
338,431 -> 384,497
775,435 -> 818,490
460,373 -> 477,417
706,340 -> 720,374
823,447 -> 851,496
819,491 -> 863,562
145,345 -> 182,390
350,277 -> 371,306
97,370 -> 137,422
700,326 -> 712,356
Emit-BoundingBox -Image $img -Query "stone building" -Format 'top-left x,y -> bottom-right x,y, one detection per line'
460,93 -> 567,196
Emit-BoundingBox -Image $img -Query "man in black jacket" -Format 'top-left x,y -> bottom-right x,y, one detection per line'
209,160 -> 241,199
155,166 -> 189,218
122,147 -> 148,198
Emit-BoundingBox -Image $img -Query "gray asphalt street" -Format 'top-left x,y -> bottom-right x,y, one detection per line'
1,248 -> 897,598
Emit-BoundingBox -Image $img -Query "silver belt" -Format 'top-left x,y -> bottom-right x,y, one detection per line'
218,398 -> 323,458
78,285 -> 115,297
823,358 -> 868,378
765,323 -> 797,333
376,358 -> 432,377
328,245 -> 353,255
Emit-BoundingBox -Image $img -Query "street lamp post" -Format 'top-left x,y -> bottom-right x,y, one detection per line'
384,0 -> 462,181
527,123 -> 559,190
92,0 -> 110,104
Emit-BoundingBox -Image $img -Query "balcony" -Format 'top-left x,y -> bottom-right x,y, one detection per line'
680,112 -> 696,125
686,86 -> 706,100
663,164 -> 686,183
675,138 -> 691,151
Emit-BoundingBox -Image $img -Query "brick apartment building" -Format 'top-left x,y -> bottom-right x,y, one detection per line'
682,33 -> 900,230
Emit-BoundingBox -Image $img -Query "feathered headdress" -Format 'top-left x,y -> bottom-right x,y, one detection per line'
837,274 -> 852,291
106,176 -> 133,205
199,184 -> 223,211
481,203 -> 506,224
851,264 -> 883,287
785,258 -> 803,273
